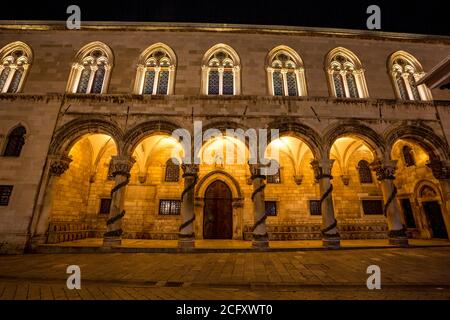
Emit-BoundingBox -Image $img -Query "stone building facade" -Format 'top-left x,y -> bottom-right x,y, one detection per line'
0,21 -> 450,253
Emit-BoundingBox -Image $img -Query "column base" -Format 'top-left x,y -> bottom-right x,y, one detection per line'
252,233 -> 269,249
29,235 -> 47,250
178,238 -> 195,249
389,237 -> 409,247
322,238 -> 341,249
103,236 -> 122,247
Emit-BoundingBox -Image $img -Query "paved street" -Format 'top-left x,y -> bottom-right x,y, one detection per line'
1,247 -> 450,299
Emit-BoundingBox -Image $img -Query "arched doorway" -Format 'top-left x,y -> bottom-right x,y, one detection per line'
419,185 -> 448,239
203,180 -> 233,239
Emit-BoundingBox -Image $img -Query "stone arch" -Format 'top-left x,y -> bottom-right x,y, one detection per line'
49,117 -> 123,156
196,169 -> 243,200
123,119 -> 184,155
267,119 -> 323,160
323,121 -> 386,159
384,124 -> 450,161
414,180 -> 442,202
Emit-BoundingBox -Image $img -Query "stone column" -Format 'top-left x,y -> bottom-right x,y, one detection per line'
248,163 -> 269,249
178,164 -> 199,249
311,159 -> 340,248
103,155 -> 135,247
371,159 -> 408,246
427,160 -> 450,239
32,155 -> 72,245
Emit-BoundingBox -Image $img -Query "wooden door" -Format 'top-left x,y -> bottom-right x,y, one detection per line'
203,181 -> 233,239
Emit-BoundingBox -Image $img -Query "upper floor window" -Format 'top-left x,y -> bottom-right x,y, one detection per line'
66,42 -> 113,94
3,125 -> 26,157
388,51 -> 432,101
357,160 -> 373,184
402,145 -> 416,167
134,43 -> 176,95
325,47 -> 369,99
0,42 -> 33,93
201,44 -> 241,95
164,158 -> 180,182
266,46 -> 307,96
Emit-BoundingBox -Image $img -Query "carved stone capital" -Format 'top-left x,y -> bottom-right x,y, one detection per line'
248,161 -> 270,179
340,174 -> 350,186
109,156 -> 136,177
293,174 -> 304,185
370,159 -> 398,181
49,155 -> 73,176
310,159 -> 335,180
181,163 -> 199,177
427,160 -> 450,180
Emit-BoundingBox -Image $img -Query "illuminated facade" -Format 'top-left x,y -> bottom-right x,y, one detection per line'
0,21 -> 450,253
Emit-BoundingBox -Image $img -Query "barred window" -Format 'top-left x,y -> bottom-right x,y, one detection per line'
407,73 -> 421,101
91,63 -> 105,94
333,72 -> 345,98
165,158 -> 180,182
222,70 -> 234,95
157,70 -> 170,95
402,145 -> 415,167
3,125 -> 26,157
7,67 -> 24,93
286,72 -> 298,96
396,74 -> 408,100
0,185 -> 13,206
76,68 -> 91,93
358,160 -> 373,184
272,71 -> 284,96
362,200 -> 383,215
99,198 -> 112,215
309,200 -> 321,216
208,70 -> 220,95
265,201 -> 277,216
346,73 -> 359,98
159,199 -> 181,215
143,70 -> 156,94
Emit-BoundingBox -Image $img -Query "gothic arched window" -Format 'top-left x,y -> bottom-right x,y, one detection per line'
164,158 -> 180,182
66,42 -> 113,94
134,43 -> 177,95
325,47 -> 369,99
266,46 -> 307,97
358,160 -> 373,184
388,51 -> 432,101
202,44 -> 241,95
0,42 -> 33,93
402,145 -> 416,167
3,125 -> 26,157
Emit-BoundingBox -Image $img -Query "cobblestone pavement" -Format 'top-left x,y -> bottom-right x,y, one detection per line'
1,247 -> 450,300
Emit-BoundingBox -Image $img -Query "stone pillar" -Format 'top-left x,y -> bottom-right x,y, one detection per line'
178,164 -> 199,248
311,159 -> 340,248
248,163 -> 269,249
371,159 -> 408,246
33,155 -> 72,245
427,160 -> 450,239
103,155 -> 135,247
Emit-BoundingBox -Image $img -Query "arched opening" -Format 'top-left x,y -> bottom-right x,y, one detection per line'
391,139 -> 449,239
49,134 -> 117,243
203,180 -> 233,239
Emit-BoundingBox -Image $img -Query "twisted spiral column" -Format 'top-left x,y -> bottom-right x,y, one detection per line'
178,164 -> 199,249
103,156 -> 135,247
249,163 -> 269,249
371,159 -> 408,246
311,159 -> 340,249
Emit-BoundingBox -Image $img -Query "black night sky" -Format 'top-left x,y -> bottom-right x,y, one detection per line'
1,0 -> 450,36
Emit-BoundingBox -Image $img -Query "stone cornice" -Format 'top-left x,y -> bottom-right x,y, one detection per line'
0,20 -> 449,44
1,93 -> 449,107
